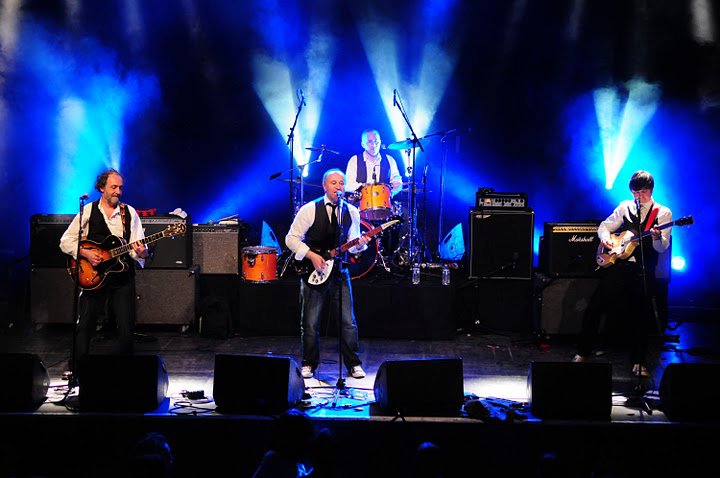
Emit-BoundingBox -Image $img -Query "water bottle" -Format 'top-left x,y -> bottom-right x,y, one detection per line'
411,263 -> 420,285
442,264 -> 450,286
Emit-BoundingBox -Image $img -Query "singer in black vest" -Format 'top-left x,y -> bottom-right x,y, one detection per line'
573,171 -> 672,377
59,169 -> 148,380
285,169 -> 371,380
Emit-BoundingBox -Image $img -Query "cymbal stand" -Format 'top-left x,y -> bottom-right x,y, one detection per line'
391,89 -> 427,268
285,88 -> 305,216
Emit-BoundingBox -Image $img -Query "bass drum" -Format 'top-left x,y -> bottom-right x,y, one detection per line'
347,220 -> 378,280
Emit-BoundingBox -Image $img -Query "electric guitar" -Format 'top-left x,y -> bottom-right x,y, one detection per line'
595,215 -> 693,268
67,223 -> 186,290
296,217 -> 402,285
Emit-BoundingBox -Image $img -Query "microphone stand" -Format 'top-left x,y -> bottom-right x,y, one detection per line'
68,195 -> 88,388
334,194 -> 347,397
628,199 -> 652,415
286,90 -> 305,216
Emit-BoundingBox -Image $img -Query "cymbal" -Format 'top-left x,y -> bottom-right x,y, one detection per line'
306,145 -> 340,155
278,178 -> 321,188
386,134 -> 440,150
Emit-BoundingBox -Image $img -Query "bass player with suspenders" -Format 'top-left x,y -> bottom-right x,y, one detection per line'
573,170 -> 674,377
285,168 -> 371,380
59,169 -> 148,382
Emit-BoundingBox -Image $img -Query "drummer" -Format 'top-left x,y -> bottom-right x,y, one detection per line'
345,128 -> 403,200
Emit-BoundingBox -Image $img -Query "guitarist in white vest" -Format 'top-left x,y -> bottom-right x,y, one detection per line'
59,169 -> 148,381
573,170 -> 672,377
285,169 -> 370,380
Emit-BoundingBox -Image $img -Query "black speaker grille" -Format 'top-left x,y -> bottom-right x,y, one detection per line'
469,209 -> 534,279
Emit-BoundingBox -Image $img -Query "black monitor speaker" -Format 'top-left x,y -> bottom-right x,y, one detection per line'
0,353 -> 50,411
659,363 -> 720,421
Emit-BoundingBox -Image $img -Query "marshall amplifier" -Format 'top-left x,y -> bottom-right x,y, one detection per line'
541,222 -> 600,277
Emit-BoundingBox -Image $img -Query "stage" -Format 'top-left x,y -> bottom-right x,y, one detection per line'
2,290 -> 720,477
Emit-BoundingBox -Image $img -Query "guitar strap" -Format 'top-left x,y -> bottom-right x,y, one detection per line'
643,205 -> 659,232
119,202 -> 131,241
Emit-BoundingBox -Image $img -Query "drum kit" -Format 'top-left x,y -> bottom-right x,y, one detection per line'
246,130 -> 457,284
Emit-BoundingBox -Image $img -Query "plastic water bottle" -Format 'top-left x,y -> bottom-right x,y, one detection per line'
442,264 -> 450,286
412,263 -> 420,285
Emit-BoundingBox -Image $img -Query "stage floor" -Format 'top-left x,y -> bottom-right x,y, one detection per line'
2,311 -> 720,477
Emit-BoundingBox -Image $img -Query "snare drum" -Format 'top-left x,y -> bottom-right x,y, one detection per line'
241,246 -> 278,283
359,183 -> 391,221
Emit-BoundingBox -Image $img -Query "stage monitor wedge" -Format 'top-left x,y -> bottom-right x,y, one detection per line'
528,361 -> 612,420
213,354 -> 305,414
0,353 -> 50,411
79,354 -> 169,413
373,357 -> 464,417
659,363 -> 720,421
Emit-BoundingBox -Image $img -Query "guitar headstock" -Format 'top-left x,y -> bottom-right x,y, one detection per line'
165,222 -> 187,237
383,215 -> 404,228
675,215 -> 694,227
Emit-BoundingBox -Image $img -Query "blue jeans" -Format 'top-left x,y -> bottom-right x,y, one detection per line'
300,268 -> 361,371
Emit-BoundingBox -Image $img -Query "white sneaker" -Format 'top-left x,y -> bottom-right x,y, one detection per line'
571,354 -> 585,363
349,365 -> 366,379
301,365 -> 314,379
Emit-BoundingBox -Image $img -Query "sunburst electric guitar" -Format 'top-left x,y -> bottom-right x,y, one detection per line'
595,215 -> 693,268
297,217 -> 402,285
67,223 -> 186,290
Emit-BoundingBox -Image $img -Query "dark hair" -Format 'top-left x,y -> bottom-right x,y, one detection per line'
629,170 -> 654,191
95,168 -> 123,192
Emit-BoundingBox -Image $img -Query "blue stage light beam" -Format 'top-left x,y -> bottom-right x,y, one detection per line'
594,79 -> 660,190
355,0 -> 463,176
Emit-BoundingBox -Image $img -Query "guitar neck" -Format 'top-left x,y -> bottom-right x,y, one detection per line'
633,220 -> 675,241
336,225 -> 384,254
109,231 -> 167,258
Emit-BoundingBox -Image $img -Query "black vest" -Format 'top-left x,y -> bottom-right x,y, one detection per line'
304,198 -> 351,252
88,201 -> 134,283
621,203 -> 659,271
355,152 -> 391,185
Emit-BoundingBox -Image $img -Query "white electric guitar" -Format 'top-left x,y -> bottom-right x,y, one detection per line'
296,217 -> 402,285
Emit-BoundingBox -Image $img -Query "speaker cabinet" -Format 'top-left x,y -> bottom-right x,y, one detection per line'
469,209 -> 534,279
0,353 -> 50,411
193,224 -> 240,274
79,354 -> 168,412
659,363 -> 720,421
213,354 -> 305,414
540,222 -> 601,277
540,278 -> 601,335
135,268 -> 198,325
373,358 -> 464,417
31,267 -> 74,324
528,361 -> 612,420
141,216 -> 192,269
30,214 -> 74,268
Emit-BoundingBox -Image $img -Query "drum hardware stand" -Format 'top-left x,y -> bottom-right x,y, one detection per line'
283,87 -> 306,217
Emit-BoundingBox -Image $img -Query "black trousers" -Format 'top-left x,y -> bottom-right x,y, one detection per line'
577,261 -> 656,364
73,276 -> 136,376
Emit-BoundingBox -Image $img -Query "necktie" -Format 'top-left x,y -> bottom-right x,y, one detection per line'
329,203 -> 338,228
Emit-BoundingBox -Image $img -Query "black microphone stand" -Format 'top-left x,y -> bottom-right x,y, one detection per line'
68,195 -> 88,389
286,89 -> 305,217
332,193 -> 349,403
628,199 -> 652,415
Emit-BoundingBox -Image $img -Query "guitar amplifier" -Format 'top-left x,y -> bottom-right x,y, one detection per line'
469,209 -> 534,279
540,222 -> 601,277
193,223 -> 248,274
30,214 -> 75,268
141,215 -> 192,269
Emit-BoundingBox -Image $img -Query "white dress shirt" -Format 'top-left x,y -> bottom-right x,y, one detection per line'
598,198 -> 672,257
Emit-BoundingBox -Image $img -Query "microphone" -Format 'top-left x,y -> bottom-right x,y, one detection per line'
635,198 -> 641,213
79,193 -> 89,201
269,172 -> 281,180
393,89 -> 398,107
